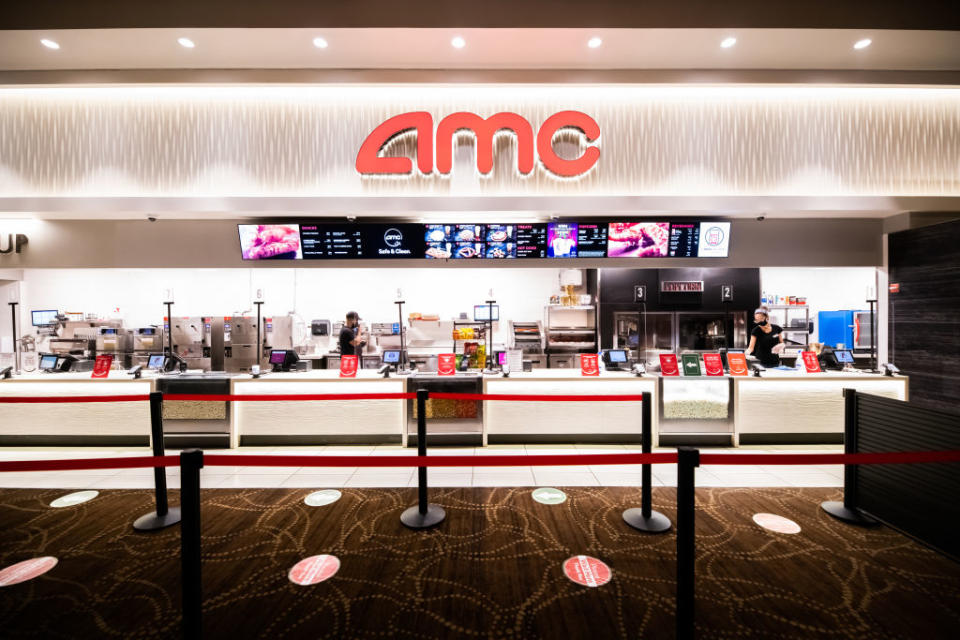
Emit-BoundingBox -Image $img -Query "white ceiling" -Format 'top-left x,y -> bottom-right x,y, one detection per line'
1,27 -> 959,71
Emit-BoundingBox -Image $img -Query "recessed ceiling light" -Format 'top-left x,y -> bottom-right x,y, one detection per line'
312,37 -> 328,49
177,37 -> 195,49
720,37 -> 737,49
587,37 -> 603,49
40,39 -> 60,50
451,36 -> 466,49
853,38 -> 872,50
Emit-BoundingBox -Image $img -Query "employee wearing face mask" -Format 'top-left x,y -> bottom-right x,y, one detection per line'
339,311 -> 367,357
746,307 -> 784,368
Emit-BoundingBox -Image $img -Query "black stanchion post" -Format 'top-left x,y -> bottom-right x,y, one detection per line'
623,391 -> 671,532
401,389 -> 446,528
821,389 -> 878,525
676,446 -> 700,640
180,449 -> 204,640
134,391 -> 182,531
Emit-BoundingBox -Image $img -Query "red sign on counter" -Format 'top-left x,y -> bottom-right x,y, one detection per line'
437,353 -> 456,376
339,355 -> 358,378
703,353 -> 724,376
580,354 -> 600,376
801,351 -> 822,373
91,354 -> 113,379
659,354 -> 680,376
726,353 -> 749,376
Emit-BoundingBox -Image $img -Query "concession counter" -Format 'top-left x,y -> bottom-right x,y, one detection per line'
0,369 -> 908,449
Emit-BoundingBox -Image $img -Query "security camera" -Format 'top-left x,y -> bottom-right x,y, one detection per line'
756,215 -> 766,221
147,215 -> 158,222
346,215 -> 357,222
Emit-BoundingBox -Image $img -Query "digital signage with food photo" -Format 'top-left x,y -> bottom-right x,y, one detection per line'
607,222 -> 670,258
238,224 -> 303,260
547,223 -> 578,258
453,242 -> 483,259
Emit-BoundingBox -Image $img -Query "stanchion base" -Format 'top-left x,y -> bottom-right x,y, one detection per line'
400,504 -> 446,529
622,508 -> 672,533
133,508 -> 182,531
820,501 -> 878,526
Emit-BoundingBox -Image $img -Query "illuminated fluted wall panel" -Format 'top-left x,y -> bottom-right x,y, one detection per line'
0,85 -> 958,197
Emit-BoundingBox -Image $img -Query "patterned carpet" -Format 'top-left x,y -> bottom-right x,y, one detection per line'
1,486 -> 959,639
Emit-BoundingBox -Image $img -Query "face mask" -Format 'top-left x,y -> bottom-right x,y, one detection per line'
758,320 -> 768,327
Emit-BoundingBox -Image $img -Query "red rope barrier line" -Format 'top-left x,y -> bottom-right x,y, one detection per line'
0,395 -> 151,404
163,393 -> 417,402
430,392 -> 646,402
3,450 -> 959,474
0,455 -> 179,473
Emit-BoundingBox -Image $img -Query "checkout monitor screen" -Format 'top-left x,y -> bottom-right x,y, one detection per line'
269,350 -> 288,365
474,305 -> 500,321
835,349 -> 855,364
32,310 -> 58,326
382,350 -> 401,364
606,349 -> 628,363
39,354 -> 59,370
147,354 -> 167,370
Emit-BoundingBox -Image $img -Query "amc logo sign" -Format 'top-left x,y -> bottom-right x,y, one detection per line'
356,111 -> 600,178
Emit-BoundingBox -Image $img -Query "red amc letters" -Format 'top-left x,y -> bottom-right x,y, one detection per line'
356,111 -> 600,178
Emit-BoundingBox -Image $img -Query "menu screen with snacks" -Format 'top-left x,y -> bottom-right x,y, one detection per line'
300,225 -> 364,259
608,222 -> 670,258
576,224 -> 608,258
515,224 -> 547,258
239,224 -> 303,260
668,223 -> 699,257
425,224 -> 519,259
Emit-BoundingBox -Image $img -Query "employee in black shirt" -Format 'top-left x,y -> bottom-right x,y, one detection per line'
339,311 -> 367,356
746,307 -> 784,367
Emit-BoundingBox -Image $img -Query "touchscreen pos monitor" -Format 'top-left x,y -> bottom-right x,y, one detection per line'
269,349 -> 299,372
382,350 -> 401,365
834,349 -> 855,365
602,349 -> 628,370
147,354 -> 167,370
39,354 -> 60,371
32,310 -> 58,327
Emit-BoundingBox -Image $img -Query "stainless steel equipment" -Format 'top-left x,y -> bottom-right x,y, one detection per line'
262,315 -> 295,366
612,310 -> 748,364
545,304 -> 596,367
170,316 -> 214,371
223,315 -> 258,372
130,327 -> 165,367
95,327 -> 132,368
509,321 -> 544,354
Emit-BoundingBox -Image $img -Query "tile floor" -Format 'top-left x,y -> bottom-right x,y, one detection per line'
0,444 -> 845,490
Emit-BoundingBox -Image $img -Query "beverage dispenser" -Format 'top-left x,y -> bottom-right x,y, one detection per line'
223,315 -> 258,372
261,315 -> 295,366
170,317 -> 211,371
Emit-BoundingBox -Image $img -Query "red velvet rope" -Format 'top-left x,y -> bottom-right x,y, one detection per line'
2,450 -> 959,473
163,393 -> 417,402
430,392 -> 646,402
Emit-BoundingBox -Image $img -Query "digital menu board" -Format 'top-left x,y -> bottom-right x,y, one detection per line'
238,224 -> 303,260
425,224 -> 519,259
576,223 -> 608,258
668,223 -> 700,258
696,222 -> 731,258
607,222 -> 670,258
365,224 -> 423,258
240,220 -> 730,261
300,224 -> 363,259
515,224 -> 547,258
547,222 -> 579,258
